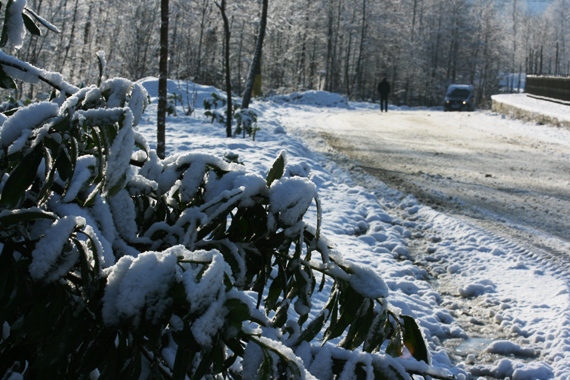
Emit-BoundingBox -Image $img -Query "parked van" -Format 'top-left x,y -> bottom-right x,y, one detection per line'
443,84 -> 475,111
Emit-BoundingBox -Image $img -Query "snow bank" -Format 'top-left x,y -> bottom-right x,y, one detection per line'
268,91 -> 350,109
492,93 -> 570,129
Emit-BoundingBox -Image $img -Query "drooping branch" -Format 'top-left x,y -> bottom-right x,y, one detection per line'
0,55 -> 78,96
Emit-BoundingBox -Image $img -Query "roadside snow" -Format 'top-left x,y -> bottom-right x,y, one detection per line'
137,78 -> 570,379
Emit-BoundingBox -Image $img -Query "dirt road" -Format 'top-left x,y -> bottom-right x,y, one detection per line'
313,110 -> 570,260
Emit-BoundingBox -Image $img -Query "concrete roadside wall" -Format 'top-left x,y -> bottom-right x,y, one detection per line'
491,94 -> 570,129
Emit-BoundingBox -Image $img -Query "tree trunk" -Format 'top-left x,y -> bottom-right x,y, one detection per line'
157,0 -> 169,159
354,0 -> 367,98
241,0 -> 268,109
215,0 -> 233,137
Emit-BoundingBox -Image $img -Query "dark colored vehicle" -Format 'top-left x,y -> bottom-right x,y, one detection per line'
443,84 -> 475,111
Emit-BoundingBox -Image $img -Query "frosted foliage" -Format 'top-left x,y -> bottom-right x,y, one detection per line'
6,0 -> 26,49
128,83 -> 149,126
29,216 -> 85,282
138,153 -> 177,195
62,155 -> 97,202
348,263 -> 390,299
242,338 -> 264,378
0,102 -> 59,149
102,246 -> 181,327
83,224 -> 113,269
83,87 -> 103,106
49,200 -> 116,269
100,79 -> 149,126
108,189 -> 149,244
6,129 -> 32,155
89,195 -> 118,261
254,336 -> 318,380
182,250 -> 230,314
102,78 -> 133,108
309,347 -> 334,379
105,111 -> 135,192
191,299 -> 227,348
204,170 -> 267,208
173,160 -> 207,203
176,207 -> 206,248
0,51 -> 79,94
269,176 -> 316,228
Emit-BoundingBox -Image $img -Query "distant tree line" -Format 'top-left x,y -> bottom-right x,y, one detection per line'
6,0 -> 570,108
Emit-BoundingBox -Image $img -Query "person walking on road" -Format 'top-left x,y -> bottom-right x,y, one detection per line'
377,77 -> 391,112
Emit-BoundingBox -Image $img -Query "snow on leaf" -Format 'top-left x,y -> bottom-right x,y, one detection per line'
105,109 -> 135,194
204,170 -> 267,209
171,159 -> 207,204
191,299 -> 227,348
29,215 -> 85,282
268,176 -> 316,234
128,82 -> 149,126
6,0 -> 26,48
62,155 -> 97,202
102,245 -> 182,327
347,263 -> 389,299
108,189 -> 151,245
182,249 -> 231,314
0,101 -> 59,150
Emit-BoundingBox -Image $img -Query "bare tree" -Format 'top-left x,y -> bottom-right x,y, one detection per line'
215,0 -> 233,137
241,0 -> 268,109
157,0 -> 169,158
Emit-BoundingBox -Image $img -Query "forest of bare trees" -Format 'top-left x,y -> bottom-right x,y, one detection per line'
7,0 -> 570,108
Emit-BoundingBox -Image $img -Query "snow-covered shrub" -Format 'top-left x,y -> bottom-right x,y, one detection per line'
234,108 -> 259,138
204,92 -> 259,138
203,92 -> 227,124
0,4 -> 442,380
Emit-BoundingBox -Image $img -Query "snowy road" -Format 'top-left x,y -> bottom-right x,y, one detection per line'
313,110 -> 570,264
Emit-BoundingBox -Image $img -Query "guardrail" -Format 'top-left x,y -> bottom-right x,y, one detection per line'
525,75 -> 570,102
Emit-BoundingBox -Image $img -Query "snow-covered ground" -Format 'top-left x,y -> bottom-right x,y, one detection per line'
137,78 -> 570,379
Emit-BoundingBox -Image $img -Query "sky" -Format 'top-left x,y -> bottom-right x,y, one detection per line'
525,0 -> 555,13
131,77 -> 570,379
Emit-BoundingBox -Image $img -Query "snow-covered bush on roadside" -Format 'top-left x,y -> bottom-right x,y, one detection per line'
0,3 -> 448,379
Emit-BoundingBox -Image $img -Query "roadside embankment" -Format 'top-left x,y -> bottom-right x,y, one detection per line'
492,93 -> 570,129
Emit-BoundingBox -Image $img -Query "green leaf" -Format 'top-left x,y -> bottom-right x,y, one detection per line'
362,312 -> 388,353
265,266 -> 285,311
266,151 -> 286,186
23,7 -> 60,33
37,149 -> 58,205
22,12 -> 40,36
0,209 -> 56,228
386,328 -> 403,358
270,301 -> 289,328
55,137 -> 77,183
372,364 -> 409,380
252,336 -> 302,379
193,347 -> 213,380
324,285 -> 363,342
295,312 -> 325,344
226,298 -> 250,323
402,315 -> 429,364
340,299 -> 374,350
172,344 -> 191,380
0,145 -> 44,207
0,66 -> 16,89
0,0 -> 13,47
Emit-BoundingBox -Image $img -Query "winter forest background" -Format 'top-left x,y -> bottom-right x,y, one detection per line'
1,0 -> 570,378
7,0 -> 570,108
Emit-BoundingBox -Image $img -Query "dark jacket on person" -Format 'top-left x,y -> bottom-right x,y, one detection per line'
377,78 -> 391,97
